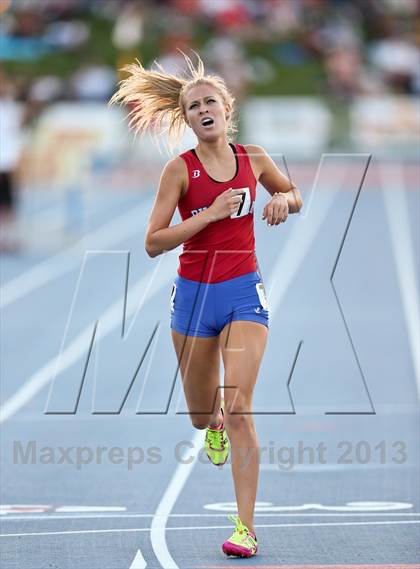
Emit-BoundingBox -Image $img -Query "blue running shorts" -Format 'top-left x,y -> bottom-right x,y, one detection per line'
170,271 -> 269,337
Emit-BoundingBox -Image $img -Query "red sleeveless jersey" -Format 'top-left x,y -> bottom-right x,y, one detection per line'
177,143 -> 257,283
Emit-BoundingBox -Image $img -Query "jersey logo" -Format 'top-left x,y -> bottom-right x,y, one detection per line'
192,170 -> 201,179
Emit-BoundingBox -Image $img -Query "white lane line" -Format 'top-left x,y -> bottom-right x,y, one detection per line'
129,549 -> 147,569
150,429 -> 204,569
0,528 -> 150,538
2,512 -> 419,522
0,256 -> 176,424
1,519 -> 419,538
57,506 -> 126,513
0,197 -> 153,309
381,163 -> 420,399
21,192 -> 126,227
149,189 -> 340,568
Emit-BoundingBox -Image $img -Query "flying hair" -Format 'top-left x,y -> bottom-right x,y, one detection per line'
109,50 -> 236,151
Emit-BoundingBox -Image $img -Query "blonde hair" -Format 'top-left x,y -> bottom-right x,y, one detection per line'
110,51 -> 236,150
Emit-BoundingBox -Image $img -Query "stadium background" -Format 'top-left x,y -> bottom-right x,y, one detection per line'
1,0 -> 418,251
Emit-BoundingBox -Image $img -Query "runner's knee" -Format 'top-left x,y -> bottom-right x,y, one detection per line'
190,413 -> 211,430
224,395 -> 254,431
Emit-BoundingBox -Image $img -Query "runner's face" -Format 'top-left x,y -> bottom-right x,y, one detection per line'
184,85 -> 229,142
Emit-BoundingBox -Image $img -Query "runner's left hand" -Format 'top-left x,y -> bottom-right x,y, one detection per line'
262,193 -> 289,226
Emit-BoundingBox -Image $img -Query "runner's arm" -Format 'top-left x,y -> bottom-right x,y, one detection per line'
245,144 -> 303,214
144,158 -> 213,258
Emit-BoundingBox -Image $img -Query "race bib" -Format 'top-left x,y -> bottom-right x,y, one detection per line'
256,282 -> 269,311
170,283 -> 177,312
230,187 -> 252,219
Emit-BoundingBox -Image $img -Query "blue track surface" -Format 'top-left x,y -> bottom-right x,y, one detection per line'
1,157 -> 419,568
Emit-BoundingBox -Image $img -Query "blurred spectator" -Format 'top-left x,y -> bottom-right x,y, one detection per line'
157,34 -> 195,75
369,30 -> 419,94
323,47 -> 382,100
263,0 -> 302,36
0,0 -> 418,137
0,69 -> 24,252
11,6 -> 44,37
112,2 -> 144,51
200,0 -> 252,30
70,58 -> 116,101
44,19 -> 90,51
29,75 -> 65,103
203,30 -> 252,100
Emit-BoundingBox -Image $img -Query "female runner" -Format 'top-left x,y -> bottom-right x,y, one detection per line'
111,53 -> 303,558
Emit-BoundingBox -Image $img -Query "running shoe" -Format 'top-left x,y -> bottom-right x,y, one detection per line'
222,514 -> 258,557
204,403 -> 229,466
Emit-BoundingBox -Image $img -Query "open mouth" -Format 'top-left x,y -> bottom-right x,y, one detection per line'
201,117 -> 214,127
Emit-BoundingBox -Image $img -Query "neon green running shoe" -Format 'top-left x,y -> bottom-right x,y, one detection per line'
204,405 -> 229,466
222,514 -> 258,557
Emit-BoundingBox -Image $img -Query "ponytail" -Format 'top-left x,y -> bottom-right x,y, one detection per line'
110,51 -> 236,150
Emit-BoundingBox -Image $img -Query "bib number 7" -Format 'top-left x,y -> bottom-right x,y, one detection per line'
230,187 -> 251,219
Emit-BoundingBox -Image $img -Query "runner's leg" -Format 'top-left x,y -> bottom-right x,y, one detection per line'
220,320 -> 268,532
171,330 -> 222,429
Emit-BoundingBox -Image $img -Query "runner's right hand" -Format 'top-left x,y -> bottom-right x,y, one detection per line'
206,189 -> 244,222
